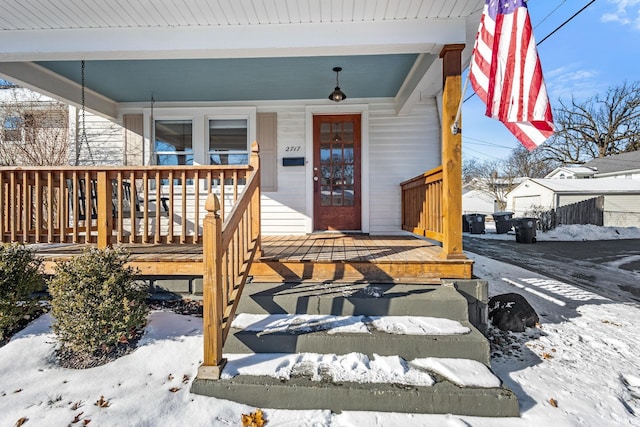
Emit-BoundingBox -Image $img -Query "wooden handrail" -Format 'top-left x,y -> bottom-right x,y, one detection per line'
400,165 -> 444,243
198,141 -> 261,379
0,165 -> 251,247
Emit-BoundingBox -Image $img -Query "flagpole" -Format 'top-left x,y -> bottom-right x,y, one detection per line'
451,73 -> 470,135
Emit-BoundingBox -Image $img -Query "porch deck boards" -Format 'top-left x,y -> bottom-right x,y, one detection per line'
33,234 -> 473,282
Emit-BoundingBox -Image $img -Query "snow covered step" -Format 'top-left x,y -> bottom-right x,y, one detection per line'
238,282 -> 470,321
191,353 -> 518,417
223,314 -> 490,365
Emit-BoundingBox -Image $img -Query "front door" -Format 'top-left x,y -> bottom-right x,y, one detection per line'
313,114 -> 361,231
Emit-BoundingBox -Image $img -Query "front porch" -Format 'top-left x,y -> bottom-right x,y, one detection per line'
34,233 -> 473,283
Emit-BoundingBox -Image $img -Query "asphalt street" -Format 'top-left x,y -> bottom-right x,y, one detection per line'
463,236 -> 640,304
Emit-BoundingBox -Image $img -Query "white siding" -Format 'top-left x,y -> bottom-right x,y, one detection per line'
511,195 -> 542,216
259,105 -> 308,235
70,106 -> 123,166
603,195 -> 640,227
255,99 -> 441,235
368,100 -> 440,234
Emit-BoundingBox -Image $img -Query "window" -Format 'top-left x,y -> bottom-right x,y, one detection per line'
208,119 -> 248,165
154,119 -> 193,166
2,116 -> 22,141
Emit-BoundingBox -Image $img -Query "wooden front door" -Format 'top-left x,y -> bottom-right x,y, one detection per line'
313,114 -> 361,231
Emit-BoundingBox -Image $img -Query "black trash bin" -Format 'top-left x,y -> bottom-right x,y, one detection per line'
513,217 -> 537,243
492,211 -> 514,234
462,214 -> 470,232
466,213 -> 486,234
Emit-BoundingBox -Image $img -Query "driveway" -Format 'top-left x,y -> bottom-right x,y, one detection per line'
463,236 -> 640,304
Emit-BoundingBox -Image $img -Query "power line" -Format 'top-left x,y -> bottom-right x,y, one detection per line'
537,0 -> 596,45
463,135 -> 517,150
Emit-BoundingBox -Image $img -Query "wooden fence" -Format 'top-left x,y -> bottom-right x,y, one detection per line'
555,196 -> 604,227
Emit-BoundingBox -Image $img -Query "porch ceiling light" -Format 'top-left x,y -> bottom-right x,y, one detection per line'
328,67 -> 347,102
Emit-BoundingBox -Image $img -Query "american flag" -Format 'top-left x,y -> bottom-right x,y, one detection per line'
469,0 -> 554,150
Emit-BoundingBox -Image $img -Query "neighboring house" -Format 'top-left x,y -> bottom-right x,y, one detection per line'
506,178 -> 640,227
462,177 -> 526,214
1,83 -> 125,166
544,166 -> 596,179
582,150 -> 640,180
462,183 -> 497,215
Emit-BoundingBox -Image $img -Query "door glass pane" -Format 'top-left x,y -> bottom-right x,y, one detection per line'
320,145 -> 331,162
320,186 -> 331,206
320,123 -> 331,142
343,185 -> 354,206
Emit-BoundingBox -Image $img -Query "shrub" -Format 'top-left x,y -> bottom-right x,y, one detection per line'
0,243 -> 44,341
48,247 -> 148,362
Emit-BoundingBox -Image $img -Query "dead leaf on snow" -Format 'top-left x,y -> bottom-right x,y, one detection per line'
14,417 -> 27,427
242,408 -> 267,427
167,374 -> 174,381
94,395 -> 110,408
549,398 -> 558,408
169,387 -> 181,393
542,352 -> 553,360
71,412 -> 83,424
83,420 -> 91,426
182,374 -> 190,384
13,389 -> 22,393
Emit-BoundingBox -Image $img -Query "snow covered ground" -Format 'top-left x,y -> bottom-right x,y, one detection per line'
1,225 -> 639,426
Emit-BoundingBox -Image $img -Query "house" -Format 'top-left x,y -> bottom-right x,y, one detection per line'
506,178 -> 640,226
1,82 -> 123,166
544,166 -> 596,179
582,150 -> 640,180
0,0 -> 520,416
462,184 -> 497,215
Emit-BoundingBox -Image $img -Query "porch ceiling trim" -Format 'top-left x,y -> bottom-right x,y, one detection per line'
0,19 -> 465,62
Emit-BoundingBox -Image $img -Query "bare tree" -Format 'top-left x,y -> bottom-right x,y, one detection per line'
542,81 -> 640,164
0,87 -> 69,166
505,146 -> 559,178
463,158 -> 521,211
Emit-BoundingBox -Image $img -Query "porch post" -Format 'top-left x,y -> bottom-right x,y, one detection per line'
198,193 -> 226,379
96,171 -> 113,248
439,44 -> 465,260
249,141 -> 262,258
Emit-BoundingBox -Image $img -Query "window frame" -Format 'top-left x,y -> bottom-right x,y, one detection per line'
142,106 -> 256,167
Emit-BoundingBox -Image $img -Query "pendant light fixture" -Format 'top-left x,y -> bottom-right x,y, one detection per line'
328,67 -> 347,102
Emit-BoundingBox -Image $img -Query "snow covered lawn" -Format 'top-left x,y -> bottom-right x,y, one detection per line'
0,225 -> 639,426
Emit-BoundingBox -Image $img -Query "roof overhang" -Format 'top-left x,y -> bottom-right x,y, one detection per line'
0,0 -> 483,119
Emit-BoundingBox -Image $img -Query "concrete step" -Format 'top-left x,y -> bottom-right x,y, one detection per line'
191,374 -> 519,417
224,320 -> 490,365
238,282 -> 470,321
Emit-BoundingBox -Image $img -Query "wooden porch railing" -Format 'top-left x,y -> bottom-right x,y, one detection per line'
199,141 -> 261,379
400,165 -> 444,243
0,164 -> 251,247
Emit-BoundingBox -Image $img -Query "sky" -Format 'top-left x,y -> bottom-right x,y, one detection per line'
462,0 -> 640,162
1,225 -> 639,426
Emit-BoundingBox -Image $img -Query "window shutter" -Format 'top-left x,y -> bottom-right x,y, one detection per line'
257,112 -> 277,192
123,114 -> 144,166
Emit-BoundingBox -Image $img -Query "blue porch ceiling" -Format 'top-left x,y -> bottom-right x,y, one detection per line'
36,54 -> 419,103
